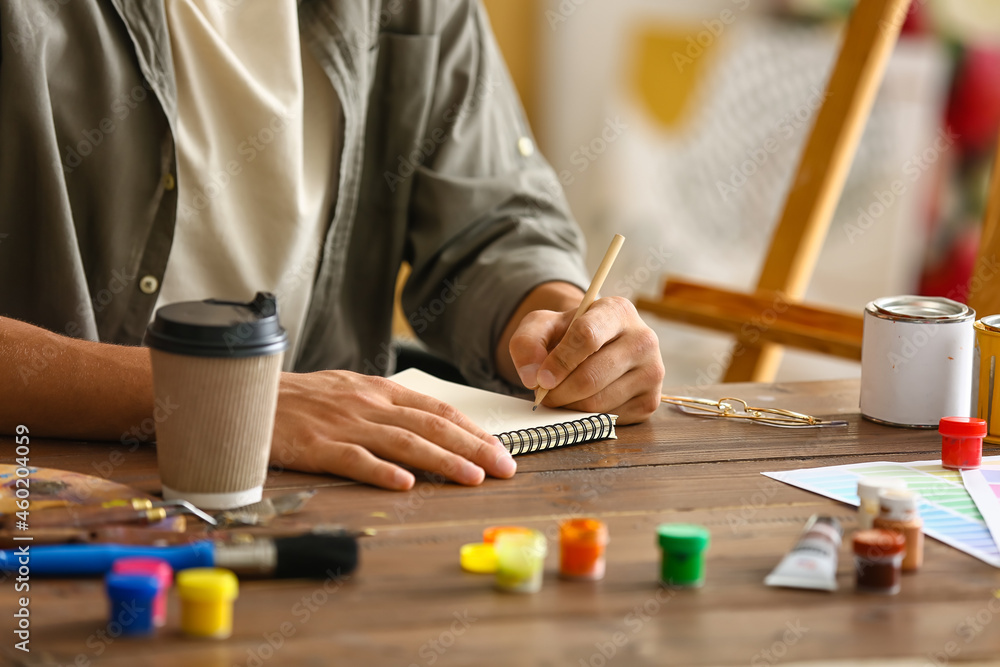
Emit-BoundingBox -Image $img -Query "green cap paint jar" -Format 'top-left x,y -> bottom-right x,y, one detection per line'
657,524 -> 710,588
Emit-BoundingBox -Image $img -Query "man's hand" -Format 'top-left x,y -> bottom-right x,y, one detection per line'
271,371 -> 517,490
499,284 -> 664,424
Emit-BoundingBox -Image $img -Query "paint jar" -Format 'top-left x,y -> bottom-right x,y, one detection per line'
873,489 -> 924,572
856,477 -> 908,530
975,316 -> 1000,444
860,296 -> 975,427
460,543 -> 498,574
105,572 -> 160,637
656,524 -> 710,588
853,529 -> 905,594
494,529 -> 547,593
112,557 -> 173,627
176,568 -> 239,638
483,525 -> 534,544
939,416 -> 987,470
559,518 -> 609,581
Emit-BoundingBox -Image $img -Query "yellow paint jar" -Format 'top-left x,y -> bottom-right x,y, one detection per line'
176,568 -> 239,639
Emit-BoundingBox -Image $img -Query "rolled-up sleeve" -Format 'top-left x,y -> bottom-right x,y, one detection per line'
402,0 -> 590,393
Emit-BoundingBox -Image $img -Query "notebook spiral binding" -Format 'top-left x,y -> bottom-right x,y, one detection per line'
497,414 -> 617,456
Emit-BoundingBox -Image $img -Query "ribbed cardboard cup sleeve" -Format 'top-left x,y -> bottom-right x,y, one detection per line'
150,349 -> 283,505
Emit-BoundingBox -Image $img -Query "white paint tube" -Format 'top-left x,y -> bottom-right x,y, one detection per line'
764,515 -> 842,592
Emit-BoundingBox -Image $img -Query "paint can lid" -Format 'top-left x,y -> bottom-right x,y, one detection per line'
656,524 -> 710,552
939,416 -> 988,438
866,296 -> 974,324
977,315 -> 1000,333
853,529 -> 905,557
878,489 -> 920,521
857,476 -> 908,501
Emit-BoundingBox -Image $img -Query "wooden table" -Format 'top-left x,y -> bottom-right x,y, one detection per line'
4,379 -> 1000,666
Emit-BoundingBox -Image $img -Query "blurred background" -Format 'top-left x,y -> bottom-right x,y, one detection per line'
477,0 -> 1000,388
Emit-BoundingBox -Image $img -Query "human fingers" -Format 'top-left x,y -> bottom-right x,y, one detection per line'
535,297 -> 633,393
295,439 -> 418,491
559,366 -> 663,423
382,381 -> 517,479
507,309 -> 572,389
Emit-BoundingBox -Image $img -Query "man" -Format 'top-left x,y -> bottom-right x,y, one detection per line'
0,0 -> 664,490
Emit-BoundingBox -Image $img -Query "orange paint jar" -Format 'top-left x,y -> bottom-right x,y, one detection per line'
873,489 -> 924,572
483,526 -> 534,545
559,519 -> 609,581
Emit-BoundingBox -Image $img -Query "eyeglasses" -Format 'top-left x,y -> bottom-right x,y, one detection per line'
661,395 -> 848,429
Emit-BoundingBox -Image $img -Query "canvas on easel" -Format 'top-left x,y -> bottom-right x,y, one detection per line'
638,0 -> 914,382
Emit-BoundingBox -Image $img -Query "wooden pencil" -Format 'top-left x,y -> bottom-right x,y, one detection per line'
533,233 -> 626,410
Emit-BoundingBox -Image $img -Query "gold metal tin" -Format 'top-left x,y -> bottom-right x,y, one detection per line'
975,315 -> 1000,445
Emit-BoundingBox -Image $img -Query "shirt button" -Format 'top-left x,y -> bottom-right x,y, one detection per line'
517,137 -> 535,157
162,173 -> 176,191
139,275 -> 159,294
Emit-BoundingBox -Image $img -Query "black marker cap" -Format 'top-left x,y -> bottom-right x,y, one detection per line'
273,534 -> 359,579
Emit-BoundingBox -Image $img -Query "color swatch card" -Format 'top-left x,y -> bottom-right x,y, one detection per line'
763,457 -> 1000,568
961,463 -> 1000,557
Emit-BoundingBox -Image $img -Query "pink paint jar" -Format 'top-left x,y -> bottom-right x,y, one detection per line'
111,557 -> 173,627
939,416 -> 987,470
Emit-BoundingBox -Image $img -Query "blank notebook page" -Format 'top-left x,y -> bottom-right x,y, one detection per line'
388,368 -> 617,455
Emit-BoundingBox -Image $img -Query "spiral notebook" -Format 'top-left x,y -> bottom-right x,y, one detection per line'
389,368 -> 617,455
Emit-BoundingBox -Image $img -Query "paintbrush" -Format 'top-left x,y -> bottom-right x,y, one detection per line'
8,498 -> 218,529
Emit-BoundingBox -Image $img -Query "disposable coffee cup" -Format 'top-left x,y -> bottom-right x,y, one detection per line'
145,292 -> 288,510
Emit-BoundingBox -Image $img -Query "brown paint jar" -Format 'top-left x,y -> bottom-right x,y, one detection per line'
853,529 -> 905,595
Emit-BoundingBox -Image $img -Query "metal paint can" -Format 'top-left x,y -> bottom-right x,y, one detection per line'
860,296 -> 975,428
974,315 -> 1000,444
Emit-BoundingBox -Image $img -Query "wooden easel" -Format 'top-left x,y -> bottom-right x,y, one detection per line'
638,0 -> 913,382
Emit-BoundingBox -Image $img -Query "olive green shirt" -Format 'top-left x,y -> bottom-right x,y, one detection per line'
0,0 -> 589,391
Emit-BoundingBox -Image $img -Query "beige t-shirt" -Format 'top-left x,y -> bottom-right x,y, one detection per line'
156,0 -> 341,368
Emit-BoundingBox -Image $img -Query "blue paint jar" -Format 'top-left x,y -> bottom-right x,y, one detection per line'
105,572 -> 160,637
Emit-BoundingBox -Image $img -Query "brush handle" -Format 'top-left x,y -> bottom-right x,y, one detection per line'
13,504 -> 166,529
0,542 -> 214,576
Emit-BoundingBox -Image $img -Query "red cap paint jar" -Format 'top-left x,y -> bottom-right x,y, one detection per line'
939,416 -> 987,470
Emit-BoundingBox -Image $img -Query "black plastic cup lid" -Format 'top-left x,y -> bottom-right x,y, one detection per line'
145,292 -> 288,358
